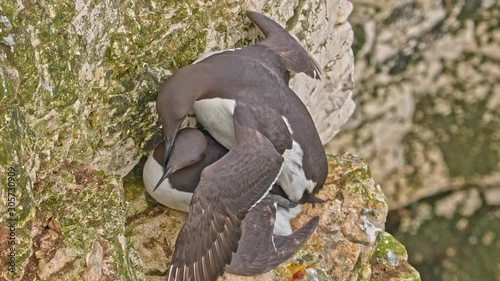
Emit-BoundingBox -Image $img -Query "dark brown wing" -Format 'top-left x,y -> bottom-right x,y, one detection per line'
270,216 -> 319,265
247,11 -> 322,80
226,201 -> 319,276
167,112 -> 283,281
224,201 -> 276,276
233,102 -> 292,155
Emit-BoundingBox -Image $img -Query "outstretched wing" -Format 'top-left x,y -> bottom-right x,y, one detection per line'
167,107 -> 284,281
226,201 -> 319,275
247,11 -> 322,80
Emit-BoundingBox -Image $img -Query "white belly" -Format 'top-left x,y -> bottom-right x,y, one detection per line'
143,154 -> 192,212
193,98 -> 236,149
278,141 -> 316,202
274,205 -> 302,235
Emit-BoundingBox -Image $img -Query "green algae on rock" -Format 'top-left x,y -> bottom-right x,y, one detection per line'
0,106 -> 35,281
371,232 -> 421,281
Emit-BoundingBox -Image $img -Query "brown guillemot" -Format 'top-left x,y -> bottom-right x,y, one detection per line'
158,114 -> 318,280
153,11 -> 328,280
143,128 -> 319,278
155,11 -> 327,205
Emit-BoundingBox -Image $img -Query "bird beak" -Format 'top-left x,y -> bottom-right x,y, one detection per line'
154,126 -> 179,192
153,166 -> 174,191
163,134 -> 176,168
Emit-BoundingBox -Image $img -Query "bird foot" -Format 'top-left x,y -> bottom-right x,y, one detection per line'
262,194 -> 299,209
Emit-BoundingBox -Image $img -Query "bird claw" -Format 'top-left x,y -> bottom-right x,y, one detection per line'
262,194 -> 299,209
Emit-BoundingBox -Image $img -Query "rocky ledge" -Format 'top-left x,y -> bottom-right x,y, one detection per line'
125,154 -> 421,281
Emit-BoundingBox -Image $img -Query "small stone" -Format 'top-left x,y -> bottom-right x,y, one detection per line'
482,232 -> 495,246
484,187 -> 500,206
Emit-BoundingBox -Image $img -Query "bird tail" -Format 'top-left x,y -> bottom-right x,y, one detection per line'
247,11 -> 322,80
226,201 -> 319,276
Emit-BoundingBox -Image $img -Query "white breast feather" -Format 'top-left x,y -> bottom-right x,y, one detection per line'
278,141 -> 316,202
193,98 -> 236,149
273,205 -> 302,236
143,154 -> 193,212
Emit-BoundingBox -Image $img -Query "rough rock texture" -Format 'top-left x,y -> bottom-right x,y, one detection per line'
325,0 -> 500,209
0,0 -> 416,280
125,154 -> 421,281
387,185 -> 500,281
321,1 -> 499,280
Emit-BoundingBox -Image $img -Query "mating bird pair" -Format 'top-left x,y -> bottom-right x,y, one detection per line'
143,11 -> 328,281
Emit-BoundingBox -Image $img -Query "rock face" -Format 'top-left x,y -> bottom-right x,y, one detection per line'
325,0 -> 500,209
0,0 -> 417,280
320,1 -> 499,280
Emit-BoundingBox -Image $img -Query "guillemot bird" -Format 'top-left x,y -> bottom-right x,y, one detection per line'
144,128 -> 226,213
155,11 -> 328,205
158,112 -> 317,280
143,128 -> 319,277
144,128 -> 303,235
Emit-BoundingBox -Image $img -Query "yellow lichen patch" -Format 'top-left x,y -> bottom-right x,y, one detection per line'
277,262 -> 306,281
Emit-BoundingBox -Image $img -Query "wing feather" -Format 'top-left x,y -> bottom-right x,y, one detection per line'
247,11 -> 322,80
167,107 -> 284,281
226,201 -> 319,276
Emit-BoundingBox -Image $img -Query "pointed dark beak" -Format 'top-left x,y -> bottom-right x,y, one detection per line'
154,127 -> 179,192
163,136 -> 175,168
153,166 -> 174,191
